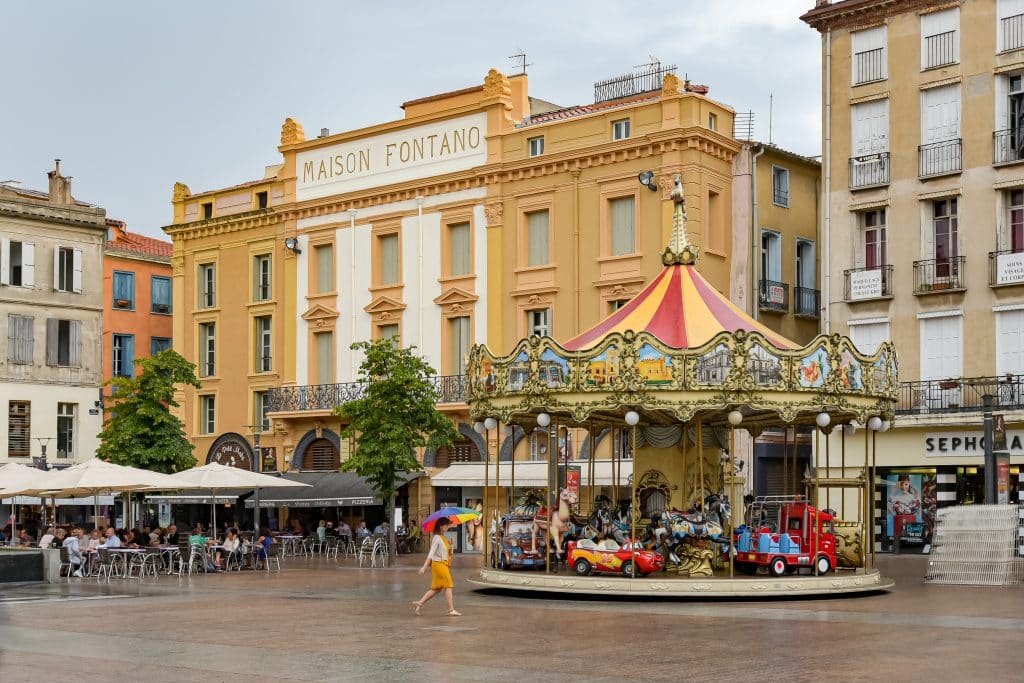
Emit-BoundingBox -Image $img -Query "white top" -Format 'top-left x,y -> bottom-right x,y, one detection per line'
222,537 -> 240,553
427,534 -> 449,562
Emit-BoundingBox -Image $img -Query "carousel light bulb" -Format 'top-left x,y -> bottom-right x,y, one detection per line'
815,411 -> 831,429
624,410 -> 640,426
843,423 -> 857,437
484,417 -> 498,431
727,410 -> 743,426
536,412 -> 551,428
473,421 -> 486,434
867,416 -> 883,431
880,419 -> 891,432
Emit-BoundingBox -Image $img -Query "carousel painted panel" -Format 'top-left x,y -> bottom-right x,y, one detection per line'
797,345 -> 830,389
636,342 -> 675,386
583,341 -> 624,389
695,343 -> 732,386
746,342 -> 784,387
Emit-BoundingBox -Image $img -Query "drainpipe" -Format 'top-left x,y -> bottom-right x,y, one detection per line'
416,196 -> 424,351
572,169 -> 581,333
823,29 -> 832,334
751,143 -> 766,320
348,208 -> 357,379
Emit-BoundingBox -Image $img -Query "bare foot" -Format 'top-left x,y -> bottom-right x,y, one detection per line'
412,601 -> 422,615
447,609 -> 462,616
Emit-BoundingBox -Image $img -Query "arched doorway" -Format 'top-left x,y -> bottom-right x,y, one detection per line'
306,438 -> 340,471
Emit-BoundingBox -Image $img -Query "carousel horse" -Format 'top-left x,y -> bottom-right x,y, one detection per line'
651,502 -> 728,545
531,487 -> 579,556
587,506 -> 627,544
703,494 -> 732,530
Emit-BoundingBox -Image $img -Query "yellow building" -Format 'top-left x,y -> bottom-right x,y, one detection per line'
802,0 -> 1024,543
165,66 -> 819,534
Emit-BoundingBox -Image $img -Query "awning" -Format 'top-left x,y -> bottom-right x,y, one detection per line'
429,460 -> 633,487
0,495 -> 116,506
143,492 -> 241,505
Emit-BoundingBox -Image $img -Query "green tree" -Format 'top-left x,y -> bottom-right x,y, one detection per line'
98,349 -> 201,473
334,337 -> 459,566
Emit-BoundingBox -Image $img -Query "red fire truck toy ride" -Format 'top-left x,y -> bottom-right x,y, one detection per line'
733,498 -> 837,577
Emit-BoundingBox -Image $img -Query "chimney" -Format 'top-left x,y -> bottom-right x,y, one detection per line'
47,158 -> 73,205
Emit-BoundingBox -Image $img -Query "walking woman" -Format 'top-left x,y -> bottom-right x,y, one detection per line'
413,517 -> 460,616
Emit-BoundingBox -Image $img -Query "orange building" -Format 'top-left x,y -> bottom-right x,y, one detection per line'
102,220 -> 173,405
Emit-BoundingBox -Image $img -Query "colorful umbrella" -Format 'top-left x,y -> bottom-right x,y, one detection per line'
421,507 -> 481,532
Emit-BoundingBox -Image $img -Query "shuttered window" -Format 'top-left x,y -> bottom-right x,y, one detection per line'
46,318 -> 81,367
307,438 -> 340,471
151,276 -> 172,313
448,222 -> 471,277
609,196 -> 636,256
112,334 -> 135,377
54,247 -> 82,293
8,401 -> 30,458
526,210 -> 550,266
7,314 -> 34,364
379,234 -> 399,286
112,271 -> 135,309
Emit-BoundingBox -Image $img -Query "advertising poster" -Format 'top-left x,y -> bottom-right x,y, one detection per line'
565,466 -> 582,501
886,474 -> 922,537
463,498 -> 483,552
997,454 -> 1011,505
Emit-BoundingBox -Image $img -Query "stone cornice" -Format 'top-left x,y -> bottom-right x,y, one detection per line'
161,208 -> 283,241
800,0 -> 956,33
0,200 -> 106,231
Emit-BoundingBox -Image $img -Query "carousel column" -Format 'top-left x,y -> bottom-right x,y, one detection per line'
863,424 -> 871,570
814,412 -> 831,576
697,420 -> 705,508
474,421 -> 488,564
510,425 -> 516,514
495,420 -> 503,552
727,409 -> 744,580
485,417 -> 498,561
625,411 -> 640,578
537,412 -> 552,574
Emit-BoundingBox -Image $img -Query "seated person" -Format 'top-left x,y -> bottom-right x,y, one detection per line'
62,527 -> 86,577
355,521 -> 372,539
164,524 -> 179,545
189,526 -> 219,572
335,520 -> 352,540
316,520 -> 327,544
254,527 -> 274,568
99,527 -> 122,549
218,528 -> 242,569
37,527 -> 56,549
86,529 -> 102,551
18,529 -> 36,547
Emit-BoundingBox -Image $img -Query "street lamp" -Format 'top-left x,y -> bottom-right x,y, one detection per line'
244,424 -> 264,540
982,394 -> 996,503
33,437 -> 54,528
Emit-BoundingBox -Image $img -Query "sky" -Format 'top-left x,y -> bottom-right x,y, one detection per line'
0,1 -> 821,240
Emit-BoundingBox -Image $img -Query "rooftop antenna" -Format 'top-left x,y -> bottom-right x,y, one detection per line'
634,54 -> 662,70
508,49 -> 531,75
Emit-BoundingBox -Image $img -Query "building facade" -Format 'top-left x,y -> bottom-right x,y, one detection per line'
0,163 -> 106,466
803,0 -> 1024,548
103,220 -> 173,408
165,67 -> 820,531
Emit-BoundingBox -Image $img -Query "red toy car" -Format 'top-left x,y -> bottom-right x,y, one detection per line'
568,538 -> 664,577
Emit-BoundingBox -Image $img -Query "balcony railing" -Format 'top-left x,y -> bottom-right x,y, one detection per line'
773,188 -> 789,207
989,249 -> 1024,286
853,47 -> 885,84
994,128 -> 1024,164
844,264 -> 893,301
849,152 -> 890,188
896,375 -> 1024,414
266,375 -> 467,412
758,279 -> 789,313
923,30 -> 957,69
913,256 -> 966,294
794,287 -> 820,317
919,139 -> 962,177
1001,13 -> 1024,52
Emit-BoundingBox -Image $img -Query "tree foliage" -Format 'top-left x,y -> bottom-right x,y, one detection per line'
97,349 -> 201,473
334,338 -> 459,563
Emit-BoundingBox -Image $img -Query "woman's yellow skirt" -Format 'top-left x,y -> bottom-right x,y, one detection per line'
430,559 -> 453,590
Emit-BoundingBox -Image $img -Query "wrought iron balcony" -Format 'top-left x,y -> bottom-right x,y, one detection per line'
923,30 -> 957,69
849,152 -> 889,189
794,287 -> 820,318
919,139 -> 962,177
758,279 -> 789,313
1001,13 -> 1024,52
266,375 -> 467,412
844,265 -> 893,301
853,47 -> 885,84
989,249 -> 1024,286
913,256 -> 965,294
994,129 -> 1024,165
773,187 -> 789,207
896,375 -> 1024,414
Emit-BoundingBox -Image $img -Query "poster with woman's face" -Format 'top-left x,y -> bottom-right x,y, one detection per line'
886,474 -> 922,536
463,498 -> 483,551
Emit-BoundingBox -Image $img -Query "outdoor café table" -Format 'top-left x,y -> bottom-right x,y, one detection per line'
108,547 -> 145,578
277,535 -> 302,556
158,545 -> 180,574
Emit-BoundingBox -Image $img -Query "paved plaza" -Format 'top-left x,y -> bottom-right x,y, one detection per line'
0,554 -> 1021,682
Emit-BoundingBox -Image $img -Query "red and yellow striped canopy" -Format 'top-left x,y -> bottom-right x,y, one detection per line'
563,264 -> 799,351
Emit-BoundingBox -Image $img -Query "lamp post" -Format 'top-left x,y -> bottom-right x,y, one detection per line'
33,437 -> 54,528
982,394 -> 996,504
244,424 -> 263,539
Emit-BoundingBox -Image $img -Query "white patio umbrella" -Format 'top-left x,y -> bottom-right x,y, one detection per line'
165,463 -> 309,536
0,463 -> 55,544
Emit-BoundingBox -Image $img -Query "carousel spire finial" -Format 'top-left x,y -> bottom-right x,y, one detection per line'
662,173 -> 699,266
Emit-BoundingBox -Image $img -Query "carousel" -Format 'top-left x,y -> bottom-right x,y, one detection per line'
464,176 -> 898,597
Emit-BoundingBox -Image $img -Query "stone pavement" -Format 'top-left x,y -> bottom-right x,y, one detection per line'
0,554 -> 1021,682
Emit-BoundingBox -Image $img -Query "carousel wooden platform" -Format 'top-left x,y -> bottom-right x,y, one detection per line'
468,567 -> 894,598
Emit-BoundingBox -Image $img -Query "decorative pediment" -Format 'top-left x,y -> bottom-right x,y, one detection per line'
301,304 -> 340,322
364,295 -> 407,316
433,287 -> 479,308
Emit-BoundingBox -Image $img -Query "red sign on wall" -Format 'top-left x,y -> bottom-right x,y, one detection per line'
566,466 -> 581,500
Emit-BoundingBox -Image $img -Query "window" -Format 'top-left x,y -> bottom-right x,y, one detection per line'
256,191 -> 268,209
315,332 -> 333,385
995,72 -> 1024,164
861,209 -> 888,268
447,222 -> 471,277
851,99 -> 890,187
448,316 -> 470,375
201,202 -> 213,219
0,239 -> 34,287
199,322 -> 215,377
56,403 -> 76,459
253,390 -> 270,432
706,189 -> 724,253
198,263 -> 216,308
54,247 -> 81,293
612,118 -> 630,140
151,275 -> 172,313
851,25 -> 887,84
1008,190 -> 1024,253
760,230 -> 782,282
528,136 -> 544,156
997,309 -> 1024,375
379,234 -> 399,285
920,314 -> 962,381
46,319 -> 81,367
528,309 -> 551,337
526,210 -> 550,266
999,0 -> 1024,53
199,395 -> 216,435
253,254 -> 271,301
315,244 -> 334,293
708,112 -> 717,131
150,337 -> 172,355
7,314 -> 33,364
932,198 -> 959,277
796,240 -> 815,290
112,271 -> 135,309
610,299 -> 628,313
921,8 -> 959,69
255,316 -> 272,372
920,84 -> 961,176
609,196 -> 636,256
378,324 -> 399,341
112,334 -> 135,377
849,320 -> 890,356
771,166 -> 790,207
8,401 -> 30,458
